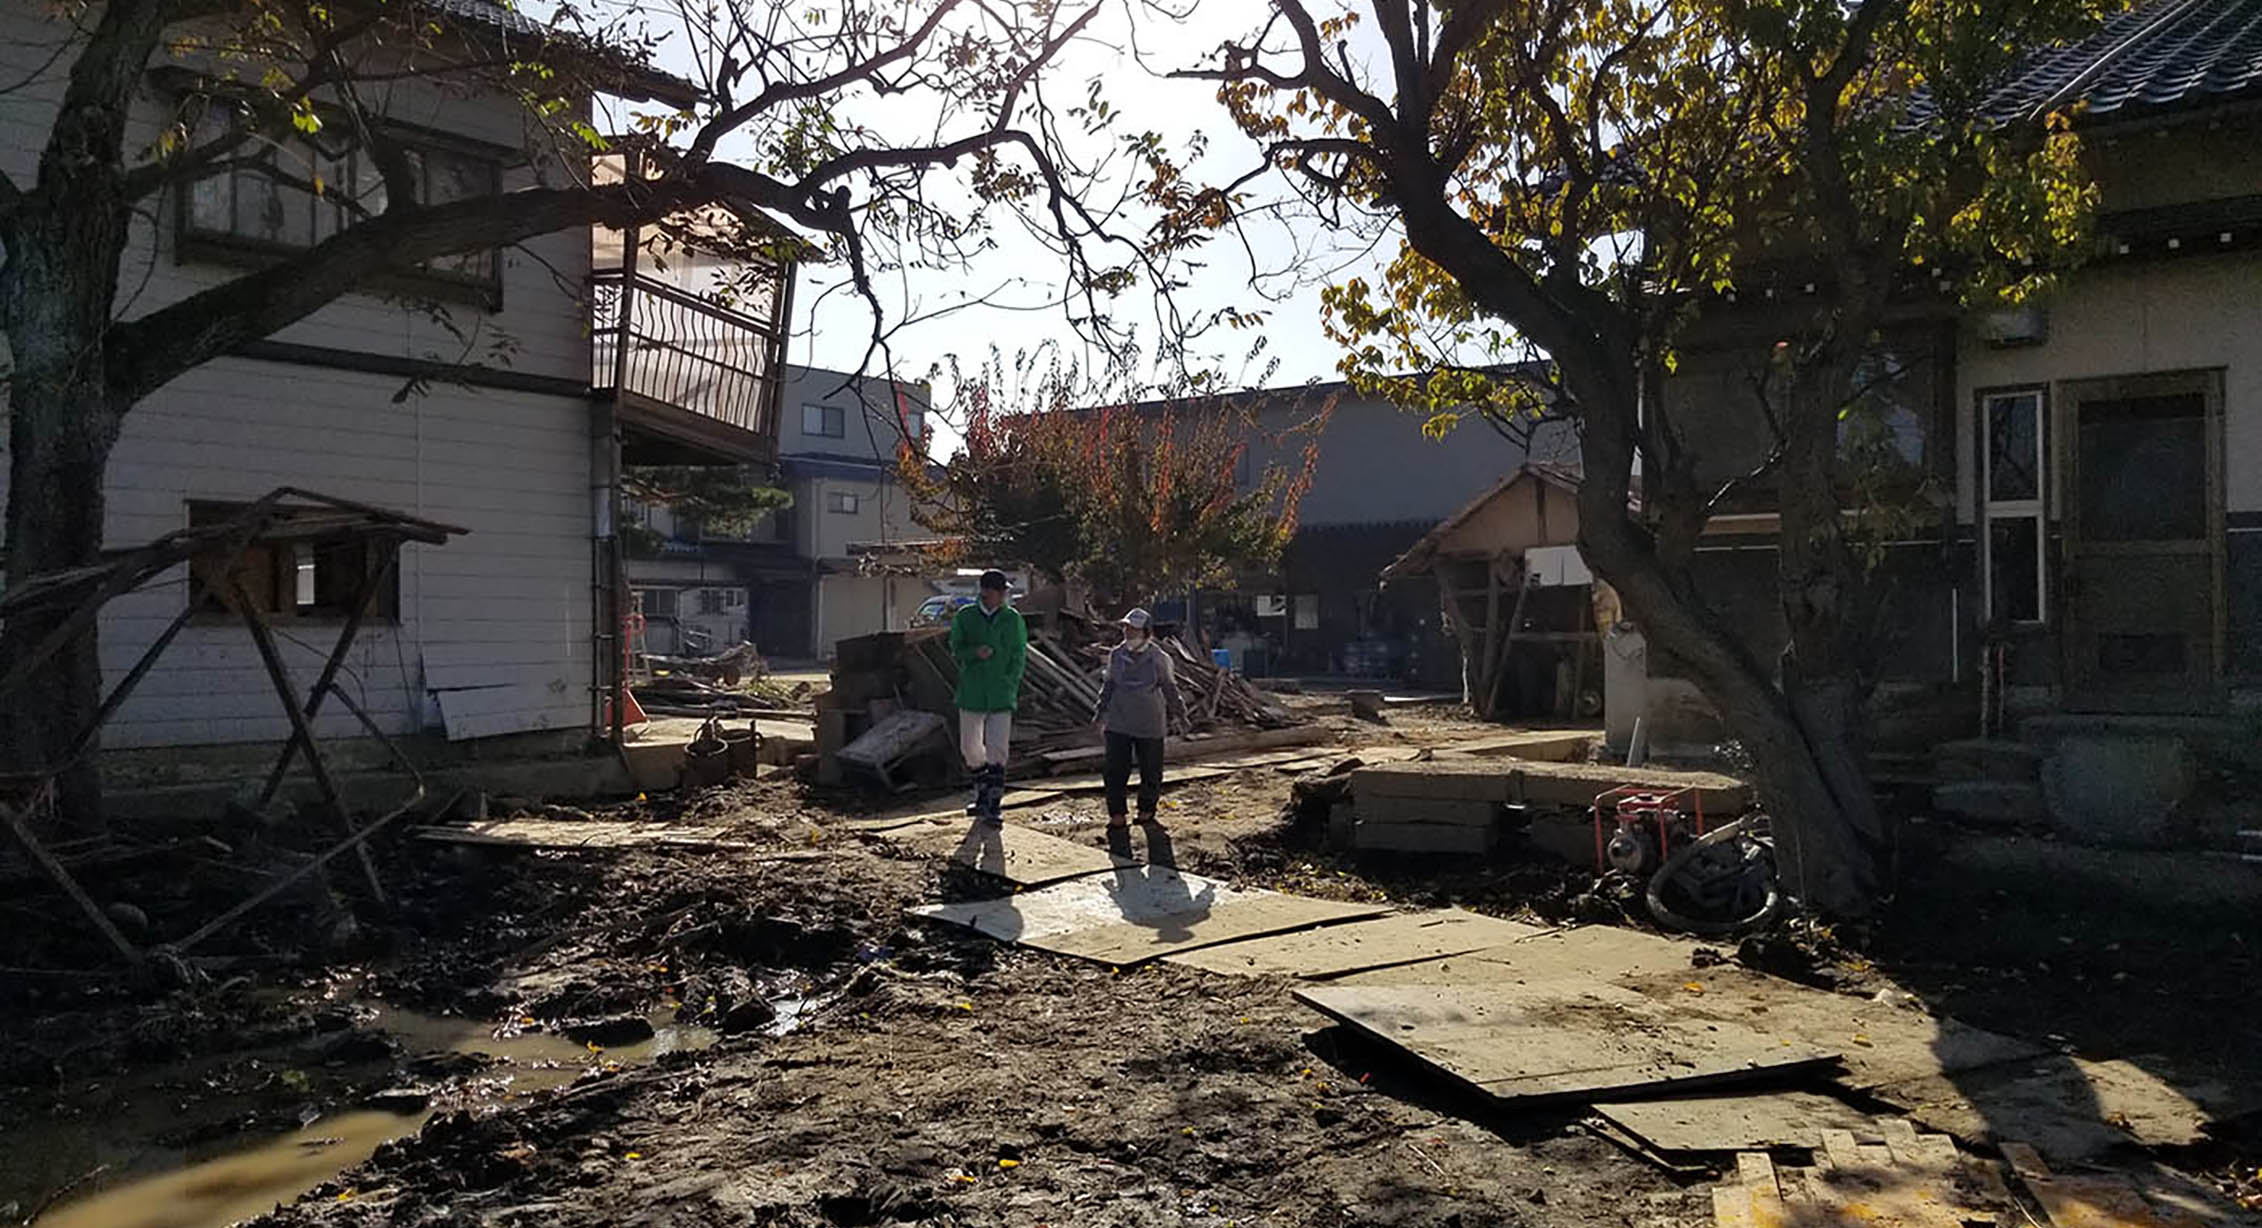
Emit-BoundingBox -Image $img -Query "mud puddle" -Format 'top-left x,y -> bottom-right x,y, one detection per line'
15,1005 -> 720,1228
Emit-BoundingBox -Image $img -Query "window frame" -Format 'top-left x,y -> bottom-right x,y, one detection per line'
802,403 -> 847,439
826,490 -> 861,515
185,501 -> 401,624
172,106 -> 509,310
1977,386 -> 2049,626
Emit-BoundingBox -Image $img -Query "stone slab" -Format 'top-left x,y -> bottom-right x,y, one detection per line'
1297,981 -> 1836,1104
892,820 -> 1136,886
1434,730 -> 1595,762
908,869 -> 1388,967
1357,797 -> 1499,827
1594,1091 -> 1886,1153
1351,759 -> 1516,802
1353,820 -> 1497,855
1352,759 -> 1751,812
1165,908 -> 1545,980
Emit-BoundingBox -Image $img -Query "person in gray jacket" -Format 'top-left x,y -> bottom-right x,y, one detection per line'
1094,607 -> 1185,828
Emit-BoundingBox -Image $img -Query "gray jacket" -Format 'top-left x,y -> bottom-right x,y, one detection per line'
1095,643 -> 1182,740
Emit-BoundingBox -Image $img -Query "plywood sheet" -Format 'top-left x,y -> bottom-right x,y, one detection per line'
1595,1091 -> 1881,1153
909,869 -> 1388,967
1875,1055 -> 2254,1163
413,819 -> 755,850
893,820 -> 1135,886
1335,924 -> 1703,988
1297,981 -> 1836,1104
1165,909 -> 1545,980
1618,967 -> 2047,1090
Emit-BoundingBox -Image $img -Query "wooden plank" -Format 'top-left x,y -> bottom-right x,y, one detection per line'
1165,908 -> 1544,980
1295,981 -> 1835,1106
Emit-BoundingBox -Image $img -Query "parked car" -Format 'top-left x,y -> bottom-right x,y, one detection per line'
911,595 -> 977,627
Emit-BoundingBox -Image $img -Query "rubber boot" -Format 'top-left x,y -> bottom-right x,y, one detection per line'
977,765 -> 1006,826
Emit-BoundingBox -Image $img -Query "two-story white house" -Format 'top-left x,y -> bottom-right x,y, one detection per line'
0,1 -> 791,803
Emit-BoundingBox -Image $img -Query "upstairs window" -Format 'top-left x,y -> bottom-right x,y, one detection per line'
827,491 -> 860,514
803,403 -> 846,438
177,107 -> 504,306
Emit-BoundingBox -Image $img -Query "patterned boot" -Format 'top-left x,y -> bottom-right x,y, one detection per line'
978,765 -> 1007,826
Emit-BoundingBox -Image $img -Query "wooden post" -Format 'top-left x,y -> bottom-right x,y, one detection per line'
1478,555 -> 1504,718
1486,569 -> 1536,721
232,580 -> 388,904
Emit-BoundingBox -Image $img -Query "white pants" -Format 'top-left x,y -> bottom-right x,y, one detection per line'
959,710 -> 1012,769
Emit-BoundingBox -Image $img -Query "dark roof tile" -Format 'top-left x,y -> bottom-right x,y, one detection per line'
1986,0 -> 2262,122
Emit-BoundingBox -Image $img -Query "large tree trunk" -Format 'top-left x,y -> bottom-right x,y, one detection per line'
1,358 -> 123,834
0,0 -> 154,833
1572,386 -> 1883,918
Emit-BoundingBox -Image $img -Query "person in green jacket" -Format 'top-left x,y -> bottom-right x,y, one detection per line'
949,569 -> 1027,825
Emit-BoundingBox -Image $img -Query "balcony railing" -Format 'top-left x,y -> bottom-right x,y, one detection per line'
592,268 -> 784,446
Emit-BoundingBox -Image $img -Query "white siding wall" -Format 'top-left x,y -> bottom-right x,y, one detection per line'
0,7 -> 597,747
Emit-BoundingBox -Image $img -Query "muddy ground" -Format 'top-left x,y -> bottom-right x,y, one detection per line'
4,695 -> 2258,1226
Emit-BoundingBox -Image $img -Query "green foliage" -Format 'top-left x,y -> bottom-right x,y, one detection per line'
899,352 -> 1325,603
622,466 -> 793,554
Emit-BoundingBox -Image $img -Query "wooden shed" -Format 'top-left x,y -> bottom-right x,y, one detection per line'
1381,464 -> 1612,719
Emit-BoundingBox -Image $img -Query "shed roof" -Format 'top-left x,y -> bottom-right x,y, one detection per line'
1379,462 -> 1583,584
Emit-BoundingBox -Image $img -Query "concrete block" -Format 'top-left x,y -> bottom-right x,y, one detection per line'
1355,820 -> 1496,855
1351,760 -> 1512,802
2041,735 -> 2194,847
1327,800 -> 1357,849
1520,813 -> 1597,867
1933,738 -> 2044,784
1360,797 -> 1498,828
1932,780 -> 2047,826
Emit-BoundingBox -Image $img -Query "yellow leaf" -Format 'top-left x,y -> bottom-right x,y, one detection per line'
1682,982 -> 1705,994
997,1158 -> 1020,1169
626,1151 -> 643,1160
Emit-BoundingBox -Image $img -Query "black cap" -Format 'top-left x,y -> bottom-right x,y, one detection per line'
979,569 -> 1010,592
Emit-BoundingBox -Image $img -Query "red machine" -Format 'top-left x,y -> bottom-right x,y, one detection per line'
1591,785 -> 1707,875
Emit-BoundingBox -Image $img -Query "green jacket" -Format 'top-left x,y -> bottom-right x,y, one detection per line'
949,601 -> 1028,713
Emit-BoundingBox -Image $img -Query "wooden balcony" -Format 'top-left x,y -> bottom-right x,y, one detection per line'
591,268 -> 786,465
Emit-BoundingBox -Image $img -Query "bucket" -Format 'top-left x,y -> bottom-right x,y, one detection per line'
1210,648 -> 1233,671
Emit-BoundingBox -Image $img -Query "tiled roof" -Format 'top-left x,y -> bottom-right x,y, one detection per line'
1987,0 -> 2262,123
425,0 -> 547,40
412,0 -> 700,103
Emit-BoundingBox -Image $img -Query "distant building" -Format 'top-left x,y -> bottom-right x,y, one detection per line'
1132,379 -> 1578,683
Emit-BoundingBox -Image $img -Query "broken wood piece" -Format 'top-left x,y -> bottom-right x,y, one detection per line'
173,788 -> 445,953
2003,1142 -> 2216,1228
3,786 -> 142,966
